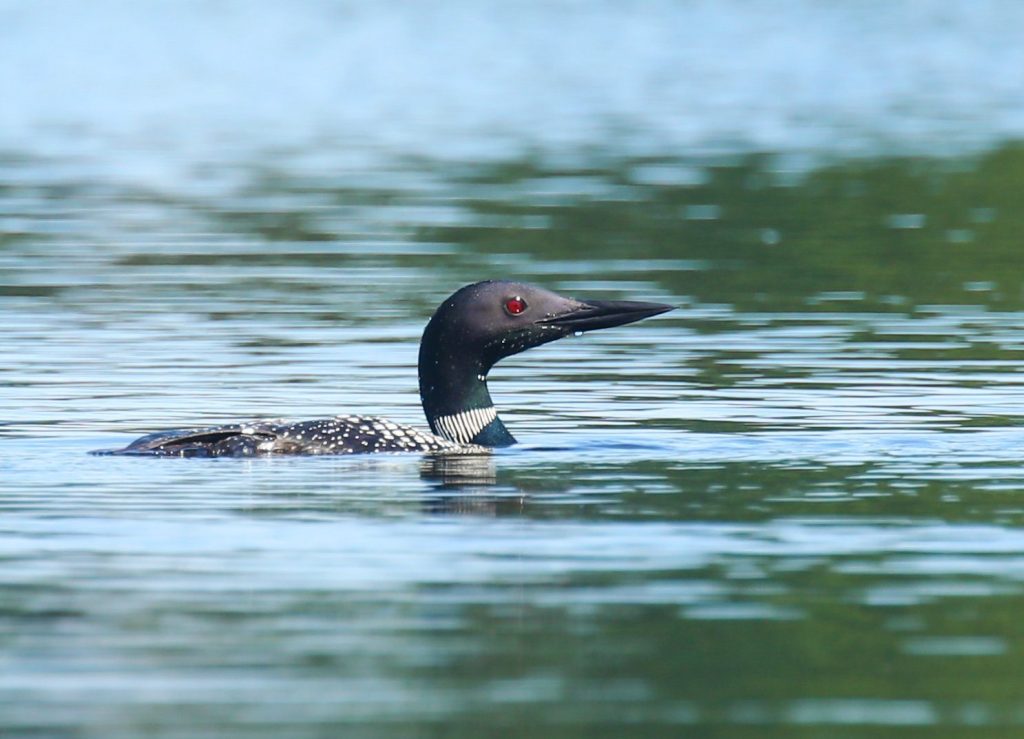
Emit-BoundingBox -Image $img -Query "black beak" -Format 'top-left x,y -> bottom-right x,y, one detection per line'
539,299 -> 674,333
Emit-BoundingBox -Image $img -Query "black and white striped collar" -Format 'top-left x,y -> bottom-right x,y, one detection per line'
433,406 -> 498,444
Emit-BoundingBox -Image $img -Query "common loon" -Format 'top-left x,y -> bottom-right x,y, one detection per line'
95,280 -> 672,457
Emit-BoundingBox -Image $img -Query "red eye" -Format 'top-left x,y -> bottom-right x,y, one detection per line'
504,296 -> 528,315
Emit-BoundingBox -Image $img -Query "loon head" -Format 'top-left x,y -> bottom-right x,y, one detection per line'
418,280 -> 673,448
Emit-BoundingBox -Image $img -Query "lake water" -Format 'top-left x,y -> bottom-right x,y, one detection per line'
4,2 -> 1024,736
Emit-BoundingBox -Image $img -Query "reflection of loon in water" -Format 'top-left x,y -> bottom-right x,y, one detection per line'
94,280 -> 673,457
420,454 -> 508,515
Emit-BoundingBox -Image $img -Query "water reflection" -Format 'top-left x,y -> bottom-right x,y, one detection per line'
418,453 -> 522,516
6,136 -> 1024,734
421,454 -> 498,488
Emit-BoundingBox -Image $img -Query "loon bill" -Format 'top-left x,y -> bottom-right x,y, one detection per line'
93,280 -> 673,457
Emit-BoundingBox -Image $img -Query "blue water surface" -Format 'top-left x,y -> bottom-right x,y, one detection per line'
5,2 -> 1024,736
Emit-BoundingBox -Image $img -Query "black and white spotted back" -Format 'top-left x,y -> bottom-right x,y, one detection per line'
96,415 -> 482,457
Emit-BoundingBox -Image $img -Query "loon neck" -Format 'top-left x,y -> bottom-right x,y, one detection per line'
418,340 -> 516,448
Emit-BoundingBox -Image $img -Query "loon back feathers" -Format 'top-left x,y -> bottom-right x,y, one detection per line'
101,416 -> 481,457
95,280 -> 673,457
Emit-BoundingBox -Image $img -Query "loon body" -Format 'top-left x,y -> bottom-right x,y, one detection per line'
96,280 -> 672,457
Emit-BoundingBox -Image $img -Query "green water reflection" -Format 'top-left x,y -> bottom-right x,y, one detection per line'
4,144 -> 1024,738
416,145 -> 1023,312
